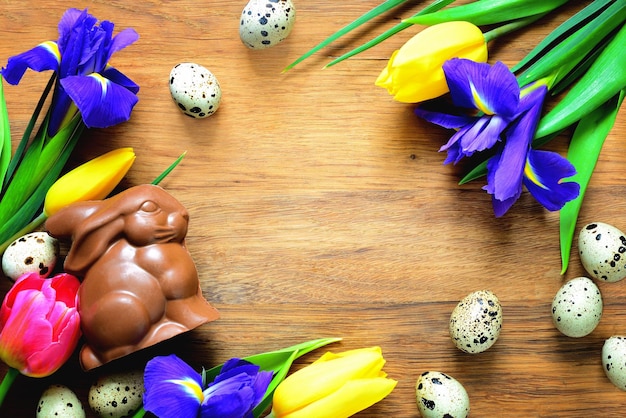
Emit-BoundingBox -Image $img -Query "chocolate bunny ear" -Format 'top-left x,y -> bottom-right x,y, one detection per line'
46,198 -> 126,275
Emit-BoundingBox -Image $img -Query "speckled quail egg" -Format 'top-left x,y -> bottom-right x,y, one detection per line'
239,0 -> 296,49
169,62 -> 221,118
416,371 -> 470,418
2,232 -> 59,281
37,384 -> 85,418
449,290 -> 503,354
89,369 -> 144,418
579,222 -> 626,282
551,276 -> 602,338
602,336 -> 626,390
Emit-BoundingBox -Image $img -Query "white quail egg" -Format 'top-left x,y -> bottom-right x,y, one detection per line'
449,290 -> 503,353
551,276 -> 602,338
602,336 -> 626,390
578,222 -> 626,282
416,371 -> 470,418
37,384 -> 85,418
239,0 -> 296,49
89,369 -> 144,418
2,232 -> 59,281
169,62 -> 221,118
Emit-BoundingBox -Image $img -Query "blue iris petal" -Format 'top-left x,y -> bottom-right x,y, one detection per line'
414,107 -> 474,130
1,42 -> 60,85
201,358 -> 273,418
443,59 -> 519,117
523,150 -> 579,211
484,85 -> 547,204
61,73 -> 139,128
144,355 -> 204,418
102,66 -> 140,94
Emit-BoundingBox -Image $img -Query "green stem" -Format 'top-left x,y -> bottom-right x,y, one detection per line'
0,367 -> 19,408
130,406 -> 146,418
483,12 -> 548,43
0,211 -> 47,256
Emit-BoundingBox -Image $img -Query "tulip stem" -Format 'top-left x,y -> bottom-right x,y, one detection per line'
0,212 -> 47,256
0,367 -> 19,408
484,12 -> 548,43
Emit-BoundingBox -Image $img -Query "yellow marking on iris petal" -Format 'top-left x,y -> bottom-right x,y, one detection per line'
524,160 -> 548,190
168,378 -> 204,402
40,41 -> 61,62
470,82 -> 494,115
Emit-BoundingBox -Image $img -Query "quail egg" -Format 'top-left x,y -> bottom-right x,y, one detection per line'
578,222 -> 626,282
449,290 -> 503,353
169,62 -> 221,118
602,336 -> 626,390
416,371 -> 470,418
89,369 -> 144,418
551,276 -> 602,338
239,0 -> 296,49
2,232 -> 59,281
37,385 -> 85,418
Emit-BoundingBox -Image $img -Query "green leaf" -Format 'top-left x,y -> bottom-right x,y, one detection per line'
405,0 -> 569,26
559,90 -> 625,275
3,73 -> 55,191
0,114 -> 81,226
283,0 -> 410,71
459,159 -> 488,185
535,22 -> 626,140
151,151 -> 186,185
512,0 -> 613,72
324,0 -> 456,68
0,76 -> 11,189
0,125 -> 82,247
516,0 -> 626,86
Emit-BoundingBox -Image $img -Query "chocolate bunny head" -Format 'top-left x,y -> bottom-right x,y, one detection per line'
46,184 -> 190,274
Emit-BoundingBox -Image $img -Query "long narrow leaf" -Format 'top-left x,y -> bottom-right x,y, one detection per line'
512,0 -> 613,72
559,90 -> 625,274
0,76 -> 10,188
535,22 -> 626,140
283,0 -> 410,71
516,1 -> 626,86
405,0 -> 570,26
324,0 -> 456,68
3,73 -> 55,191
0,125 -> 82,246
151,151 -> 186,185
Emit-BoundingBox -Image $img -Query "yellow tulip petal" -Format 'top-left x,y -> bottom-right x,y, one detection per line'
43,147 -> 135,216
277,377 -> 397,418
375,21 -> 488,103
272,347 -> 386,416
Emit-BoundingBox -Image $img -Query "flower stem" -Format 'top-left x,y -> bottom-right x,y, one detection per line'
0,212 -> 47,256
130,406 -> 146,418
0,367 -> 19,408
484,12 -> 548,43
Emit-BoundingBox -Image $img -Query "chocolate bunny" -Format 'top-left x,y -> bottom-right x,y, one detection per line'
46,184 -> 219,370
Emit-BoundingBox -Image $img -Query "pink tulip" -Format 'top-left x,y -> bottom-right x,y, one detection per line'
0,272 -> 81,377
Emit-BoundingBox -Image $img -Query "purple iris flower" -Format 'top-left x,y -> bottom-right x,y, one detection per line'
484,83 -> 579,217
1,8 -> 139,134
416,59 -> 519,164
144,354 -> 273,418
415,58 -> 579,216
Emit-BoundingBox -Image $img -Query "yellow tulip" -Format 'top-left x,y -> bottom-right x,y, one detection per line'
375,21 -> 488,103
270,346 -> 397,418
43,147 -> 135,216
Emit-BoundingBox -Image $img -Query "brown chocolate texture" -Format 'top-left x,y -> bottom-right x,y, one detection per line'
46,184 -> 219,370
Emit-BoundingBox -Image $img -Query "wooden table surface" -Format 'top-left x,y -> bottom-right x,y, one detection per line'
0,1 -> 625,416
